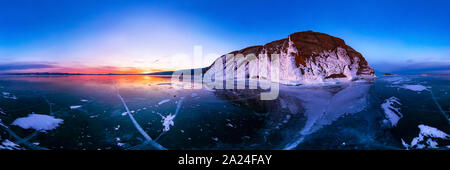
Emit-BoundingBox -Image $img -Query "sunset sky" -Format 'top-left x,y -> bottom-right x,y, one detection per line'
1,0 -> 449,74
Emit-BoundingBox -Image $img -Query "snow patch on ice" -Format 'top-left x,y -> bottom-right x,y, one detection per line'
381,97 -> 403,127
158,99 -> 170,105
0,119 -> 5,128
70,105 -> 82,109
0,108 -> 6,115
417,124 -> 449,139
161,114 -> 175,132
0,139 -> 22,150
402,124 -> 449,149
2,92 -> 17,100
400,84 -> 429,92
203,88 -> 215,92
11,113 -> 63,132
381,76 -> 410,84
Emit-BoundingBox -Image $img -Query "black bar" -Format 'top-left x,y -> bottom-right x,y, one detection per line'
0,150 -> 447,169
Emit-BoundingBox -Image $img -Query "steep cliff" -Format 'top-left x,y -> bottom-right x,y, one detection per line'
204,31 -> 375,84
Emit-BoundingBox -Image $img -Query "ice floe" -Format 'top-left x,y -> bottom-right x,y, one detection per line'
381,97 -> 403,127
402,124 -> 449,149
11,113 -> 63,132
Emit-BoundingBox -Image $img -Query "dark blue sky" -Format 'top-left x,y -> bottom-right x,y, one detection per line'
0,0 -> 449,73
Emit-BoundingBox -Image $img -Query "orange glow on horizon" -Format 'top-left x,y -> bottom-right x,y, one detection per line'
9,66 -> 172,74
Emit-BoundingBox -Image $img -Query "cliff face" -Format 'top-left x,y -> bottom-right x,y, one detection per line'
204,31 -> 375,84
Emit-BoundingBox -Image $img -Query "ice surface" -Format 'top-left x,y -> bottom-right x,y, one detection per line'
282,83 -> 371,149
1,74 -> 447,150
381,97 -> 403,126
160,97 -> 185,132
11,113 -> 63,132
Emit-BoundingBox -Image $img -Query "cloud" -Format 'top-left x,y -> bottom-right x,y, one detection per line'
0,60 -> 173,74
0,62 -> 57,71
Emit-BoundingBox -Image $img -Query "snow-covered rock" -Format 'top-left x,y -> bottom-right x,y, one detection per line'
204,31 -> 375,85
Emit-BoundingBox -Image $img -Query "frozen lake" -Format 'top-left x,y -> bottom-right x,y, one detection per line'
0,75 -> 449,150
